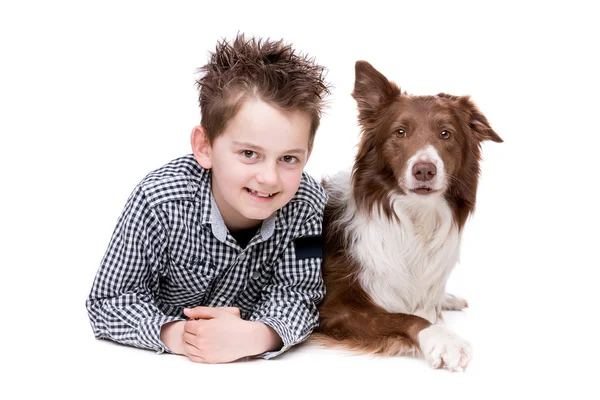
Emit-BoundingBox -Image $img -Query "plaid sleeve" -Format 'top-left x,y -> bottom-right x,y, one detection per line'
249,212 -> 326,359
86,185 -> 183,353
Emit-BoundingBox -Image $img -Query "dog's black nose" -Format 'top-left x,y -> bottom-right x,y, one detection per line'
412,162 -> 436,181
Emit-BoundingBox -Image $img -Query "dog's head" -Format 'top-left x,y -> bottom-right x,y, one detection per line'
351,61 -> 502,224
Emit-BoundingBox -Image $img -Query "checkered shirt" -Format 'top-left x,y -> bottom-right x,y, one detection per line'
86,154 -> 327,359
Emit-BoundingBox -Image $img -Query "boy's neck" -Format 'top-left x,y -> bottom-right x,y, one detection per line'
228,222 -> 261,233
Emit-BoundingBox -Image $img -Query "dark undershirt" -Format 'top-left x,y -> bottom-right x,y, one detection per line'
230,225 -> 260,249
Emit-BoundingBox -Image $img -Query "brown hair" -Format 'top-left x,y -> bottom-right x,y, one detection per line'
196,33 -> 331,150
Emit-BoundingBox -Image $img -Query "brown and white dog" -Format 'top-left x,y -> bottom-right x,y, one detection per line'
314,61 -> 502,371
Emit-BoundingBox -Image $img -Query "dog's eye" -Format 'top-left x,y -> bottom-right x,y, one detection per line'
396,129 -> 407,138
440,130 -> 451,139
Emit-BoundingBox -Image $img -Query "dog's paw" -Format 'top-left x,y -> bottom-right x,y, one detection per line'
418,325 -> 472,372
442,293 -> 469,311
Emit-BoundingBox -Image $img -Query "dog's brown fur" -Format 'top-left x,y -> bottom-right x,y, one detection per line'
313,61 -> 502,362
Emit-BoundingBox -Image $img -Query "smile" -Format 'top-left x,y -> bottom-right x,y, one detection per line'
245,188 -> 278,198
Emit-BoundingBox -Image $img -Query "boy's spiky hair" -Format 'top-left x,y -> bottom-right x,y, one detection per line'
196,33 -> 331,149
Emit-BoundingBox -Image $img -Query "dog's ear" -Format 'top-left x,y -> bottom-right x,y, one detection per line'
457,96 -> 503,143
352,61 -> 400,119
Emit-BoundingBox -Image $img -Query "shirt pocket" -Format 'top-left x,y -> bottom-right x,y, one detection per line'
162,257 -> 216,306
235,259 -> 276,317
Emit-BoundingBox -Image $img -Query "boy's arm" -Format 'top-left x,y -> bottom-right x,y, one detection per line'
86,185 -> 182,353
168,306 -> 282,363
249,211 -> 326,359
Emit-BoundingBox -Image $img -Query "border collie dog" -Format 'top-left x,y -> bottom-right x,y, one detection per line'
315,61 -> 502,372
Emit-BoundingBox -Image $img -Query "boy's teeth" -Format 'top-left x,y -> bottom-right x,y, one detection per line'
250,189 -> 273,197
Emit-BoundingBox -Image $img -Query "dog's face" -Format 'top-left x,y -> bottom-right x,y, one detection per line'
351,61 -> 502,208
383,98 -> 464,196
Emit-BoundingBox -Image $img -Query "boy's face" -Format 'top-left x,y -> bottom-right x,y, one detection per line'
193,98 -> 312,231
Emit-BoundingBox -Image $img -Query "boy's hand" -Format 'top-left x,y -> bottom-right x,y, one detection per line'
159,307 -> 242,356
181,306 -> 282,364
207,306 -> 241,317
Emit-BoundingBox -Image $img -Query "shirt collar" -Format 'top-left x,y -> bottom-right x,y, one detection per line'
198,186 -> 212,227
209,196 -> 228,242
187,162 -> 213,227
208,192 -> 277,244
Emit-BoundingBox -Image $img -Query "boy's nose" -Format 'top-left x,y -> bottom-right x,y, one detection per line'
256,163 -> 279,185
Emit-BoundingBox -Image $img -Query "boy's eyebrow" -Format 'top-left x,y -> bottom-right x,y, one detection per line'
232,141 -> 306,155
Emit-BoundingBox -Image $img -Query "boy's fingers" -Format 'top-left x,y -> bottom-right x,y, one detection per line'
221,307 -> 241,317
186,350 -> 206,364
184,306 -> 220,319
184,306 -> 240,319
183,332 -> 202,352
183,320 -> 199,335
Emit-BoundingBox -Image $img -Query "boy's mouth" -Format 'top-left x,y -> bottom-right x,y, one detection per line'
245,188 -> 278,198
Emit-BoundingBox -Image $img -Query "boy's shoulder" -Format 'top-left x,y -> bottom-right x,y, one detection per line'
137,154 -> 208,207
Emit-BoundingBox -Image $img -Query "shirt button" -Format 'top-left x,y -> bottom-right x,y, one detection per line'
238,253 -> 247,261
252,272 -> 260,280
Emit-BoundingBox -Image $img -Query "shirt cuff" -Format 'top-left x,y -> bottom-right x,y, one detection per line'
139,315 -> 185,354
252,316 -> 310,359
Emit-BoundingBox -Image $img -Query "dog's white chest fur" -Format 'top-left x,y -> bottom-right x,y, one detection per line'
331,171 -> 461,323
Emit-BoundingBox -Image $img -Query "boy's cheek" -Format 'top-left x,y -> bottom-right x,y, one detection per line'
282,171 -> 303,190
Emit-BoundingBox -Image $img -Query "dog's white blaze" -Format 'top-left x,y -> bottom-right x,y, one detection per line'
327,169 -> 461,323
405,145 -> 447,191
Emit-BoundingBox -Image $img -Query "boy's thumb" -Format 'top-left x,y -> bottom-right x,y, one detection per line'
184,306 -> 218,319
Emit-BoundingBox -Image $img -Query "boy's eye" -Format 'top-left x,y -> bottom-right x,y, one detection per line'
242,150 -> 257,159
281,155 -> 299,164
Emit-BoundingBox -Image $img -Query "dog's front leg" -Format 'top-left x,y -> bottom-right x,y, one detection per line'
418,324 -> 472,372
318,305 -> 473,371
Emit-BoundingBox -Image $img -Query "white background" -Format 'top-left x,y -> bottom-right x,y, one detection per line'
1,0 -> 599,398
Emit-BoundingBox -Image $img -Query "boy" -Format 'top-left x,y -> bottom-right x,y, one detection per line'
86,34 -> 331,363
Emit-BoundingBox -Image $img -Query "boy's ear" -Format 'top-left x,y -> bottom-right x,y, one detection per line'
190,126 -> 213,169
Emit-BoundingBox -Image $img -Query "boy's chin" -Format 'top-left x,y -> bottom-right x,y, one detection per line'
241,207 -> 278,222
241,193 -> 288,216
